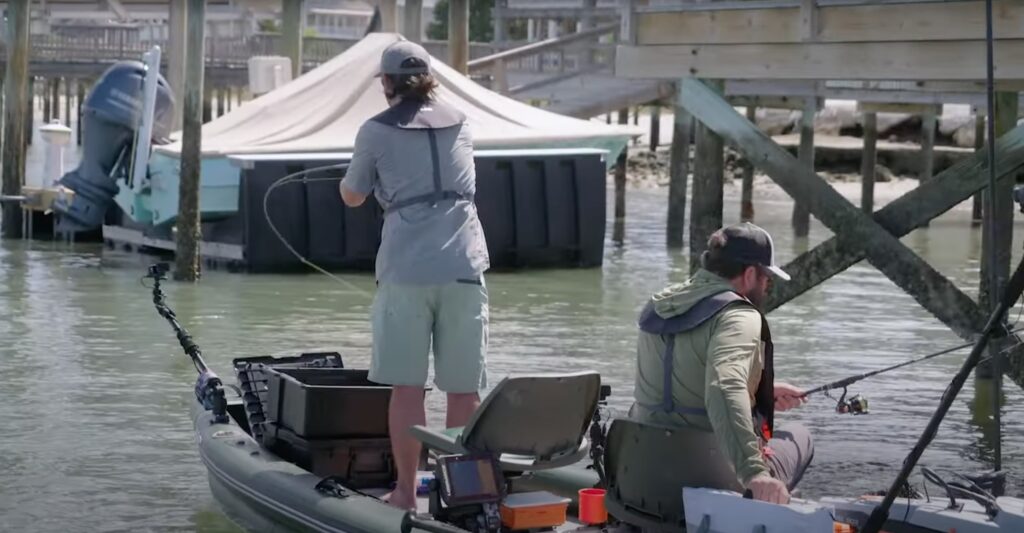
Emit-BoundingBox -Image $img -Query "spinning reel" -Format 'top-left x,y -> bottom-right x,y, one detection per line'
829,387 -> 869,415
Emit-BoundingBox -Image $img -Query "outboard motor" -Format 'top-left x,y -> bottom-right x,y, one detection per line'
53,61 -> 174,233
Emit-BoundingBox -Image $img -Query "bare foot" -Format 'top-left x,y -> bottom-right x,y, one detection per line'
384,489 -> 417,512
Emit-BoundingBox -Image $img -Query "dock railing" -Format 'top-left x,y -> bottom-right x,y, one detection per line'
467,21 -> 620,95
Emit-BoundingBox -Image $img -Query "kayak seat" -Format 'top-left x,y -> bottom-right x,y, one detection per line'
604,418 -> 741,532
410,372 -> 601,472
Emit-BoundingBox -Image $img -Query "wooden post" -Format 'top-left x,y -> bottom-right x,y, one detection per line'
689,80 -> 725,273
176,0 -> 206,282
202,81 -> 213,123
379,0 -> 398,32
50,78 -> 60,123
2,0 -> 29,239
979,93 -> 1019,313
493,0 -> 506,46
168,0 -> 187,131
216,86 -> 226,118
740,105 -> 757,222
282,0 -> 304,79
973,113 -> 986,225
667,91 -> 692,248
403,0 -> 423,43
919,109 -> 937,226
449,0 -> 469,75
792,97 -> 815,236
24,77 -> 33,147
649,103 -> 661,151
614,108 -> 629,245
43,79 -> 52,124
861,111 -> 878,214
64,77 -> 72,127
76,80 -> 86,146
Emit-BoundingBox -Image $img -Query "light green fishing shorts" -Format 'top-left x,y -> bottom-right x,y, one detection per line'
369,278 -> 488,393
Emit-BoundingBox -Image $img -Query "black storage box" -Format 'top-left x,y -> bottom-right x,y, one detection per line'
266,368 -> 391,439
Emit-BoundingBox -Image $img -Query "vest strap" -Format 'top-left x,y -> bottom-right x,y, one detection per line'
371,99 -> 473,215
637,290 -> 747,419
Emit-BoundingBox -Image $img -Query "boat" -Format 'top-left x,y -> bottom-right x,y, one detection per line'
147,261 -> 1024,533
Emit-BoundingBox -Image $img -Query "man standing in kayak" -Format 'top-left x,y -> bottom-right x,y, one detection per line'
339,40 -> 490,511
631,222 -> 813,505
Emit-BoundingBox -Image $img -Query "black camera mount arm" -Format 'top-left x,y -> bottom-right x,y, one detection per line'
146,263 -> 228,424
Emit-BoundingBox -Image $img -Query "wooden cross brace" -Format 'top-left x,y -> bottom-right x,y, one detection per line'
679,79 -> 1024,340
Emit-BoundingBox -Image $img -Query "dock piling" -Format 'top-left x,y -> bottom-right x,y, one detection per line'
792,97 -> 815,237
740,105 -> 756,222
649,102 -> 661,151
973,113 -> 986,225
449,0 -> 470,74
614,108 -> 629,245
919,108 -> 937,226
282,0 -> 304,79
861,111 -> 878,214
667,87 -> 692,248
2,0 -> 30,239
689,80 -> 725,273
175,0 -> 206,282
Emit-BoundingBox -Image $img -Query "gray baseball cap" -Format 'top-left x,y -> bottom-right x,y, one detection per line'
718,222 -> 791,281
377,40 -> 431,77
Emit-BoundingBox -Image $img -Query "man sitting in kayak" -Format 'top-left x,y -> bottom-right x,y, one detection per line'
630,222 -> 813,505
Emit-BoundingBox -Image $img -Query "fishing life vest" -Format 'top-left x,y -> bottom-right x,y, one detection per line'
637,291 -> 775,442
369,98 -> 472,214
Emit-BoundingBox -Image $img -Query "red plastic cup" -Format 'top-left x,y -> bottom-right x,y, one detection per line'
578,488 -> 608,525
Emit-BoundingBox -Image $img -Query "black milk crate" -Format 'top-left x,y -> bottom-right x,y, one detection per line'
232,352 -> 345,443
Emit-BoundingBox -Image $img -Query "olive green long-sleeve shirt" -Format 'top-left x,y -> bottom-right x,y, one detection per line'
631,269 -> 770,487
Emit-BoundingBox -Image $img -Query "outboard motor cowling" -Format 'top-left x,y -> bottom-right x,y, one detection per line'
54,61 -> 174,233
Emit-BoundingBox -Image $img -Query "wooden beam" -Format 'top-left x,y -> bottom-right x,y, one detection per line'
861,111 -> 877,214
766,122 -> 1024,328
616,40 -> 1024,81
689,80 -> 724,274
175,0 -> 205,282
281,0 -> 303,79
449,0 -> 469,74
668,87 -> 692,248
858,102 -> 942,115
1,0 -> 28,238
679,78 -> 987,338
636,1 -> 1024,46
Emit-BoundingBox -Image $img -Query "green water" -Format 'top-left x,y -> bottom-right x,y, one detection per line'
2,183 -> 1024,531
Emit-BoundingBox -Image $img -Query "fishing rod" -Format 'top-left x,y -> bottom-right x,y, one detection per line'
145,262 -> 229,423
859,228 -> 1024,533
800,326 -> 1024,414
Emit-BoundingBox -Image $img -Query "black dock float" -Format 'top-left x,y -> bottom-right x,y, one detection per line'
106,148 -> 609,273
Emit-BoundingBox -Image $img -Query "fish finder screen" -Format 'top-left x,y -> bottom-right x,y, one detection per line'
442,456 -> 501,502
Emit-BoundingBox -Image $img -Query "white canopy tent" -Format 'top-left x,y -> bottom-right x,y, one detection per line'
155,33 -> 637,160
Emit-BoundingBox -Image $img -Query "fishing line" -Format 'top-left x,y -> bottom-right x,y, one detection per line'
261,164 -> 374,299
802,326 -> 1024,399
